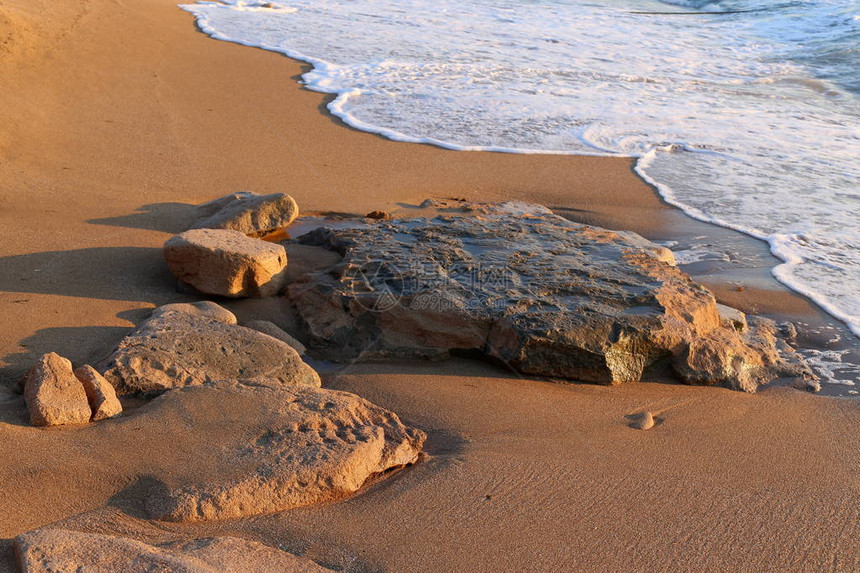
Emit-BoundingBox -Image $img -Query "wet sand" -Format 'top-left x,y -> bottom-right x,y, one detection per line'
0,0 -> 858,571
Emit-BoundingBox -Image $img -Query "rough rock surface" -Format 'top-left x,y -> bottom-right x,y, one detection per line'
145,379 -> 426,522
716,303 -> 747,332
15,528 -> 332,572
23,353 -> 91,427
164,229 -> 288,298
191,191 -> 299,237
243,319 -> 307,355
101,302 -> 320,395
73,365 -> 122,421
288,201 -> 813,392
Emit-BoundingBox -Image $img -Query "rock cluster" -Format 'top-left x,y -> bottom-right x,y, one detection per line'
164,229 -> 288,298
20,300 -> 425,525
15,528 -> 333,572
101,302 -> 320,395
163,192 -> 300,299
23,353 -> 122,427
9,191 -> 431,556
288,201 -> 814,392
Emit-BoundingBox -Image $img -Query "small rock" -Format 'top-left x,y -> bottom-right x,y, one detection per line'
191,192 -> 299,237
779,321 -> 798,342
243,320 -> 307,355
164,229 -> 288,298
14,528 -> 333,572
629,411 -> 655,430
101,302 -> 321,395
716,303 -> 747,332
365,210 -> 390,220
791,376 -> 821,393
73,365 -> 122,421
23,353 -> 91,427
146,380 -> 426,521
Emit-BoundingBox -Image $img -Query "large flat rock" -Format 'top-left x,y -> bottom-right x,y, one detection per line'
15,528 -> 332,572
288,201 -> 813,392
101,302 -> 320,395
144,379 -> 426,522
164,229 -> 288,298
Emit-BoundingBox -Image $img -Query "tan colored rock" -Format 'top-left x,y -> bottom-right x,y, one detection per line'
23,353 -> 91,427
243,320 -> 307,355
716,303 -> 747,332
671,323 -> 775,393
191,191 -> 299,237
152,301 -> 238,325
146,380 -> 426,522
629,411 -> 655,430
73,365 -> 122,421
14,528 -> 332,572
101,302 -> 321,395
164,229 -> 288,298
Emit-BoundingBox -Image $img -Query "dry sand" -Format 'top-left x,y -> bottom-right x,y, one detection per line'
0,0 -> 858,571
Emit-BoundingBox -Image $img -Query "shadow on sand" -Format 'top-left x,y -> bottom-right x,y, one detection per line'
86,202 -> 198,234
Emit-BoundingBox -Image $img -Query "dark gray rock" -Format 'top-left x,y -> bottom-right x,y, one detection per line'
287,201 -> 812,392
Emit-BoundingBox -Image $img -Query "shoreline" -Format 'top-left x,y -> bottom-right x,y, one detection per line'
190,8 -> 860,364
0,1 -> 858,571
184,0 -> 860,343
285,41 -> 860,392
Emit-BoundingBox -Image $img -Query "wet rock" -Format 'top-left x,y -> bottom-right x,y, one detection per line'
23,353 -> 91,427
191,191 -> 299,237
14,528 -> 332,572
73,365 -> 122,421
164,229 -> 288,298
288,201 -> 811,392
101,302 -> 320,395
145,380 -> 426,521
243,319 -> 307,355
365,210 -> 390,220
629,411 -> 655,430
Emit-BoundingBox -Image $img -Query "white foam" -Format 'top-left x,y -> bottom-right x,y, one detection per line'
801,348 -> 860,387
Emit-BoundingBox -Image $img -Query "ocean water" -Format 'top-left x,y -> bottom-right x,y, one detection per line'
181,1 -> 860,339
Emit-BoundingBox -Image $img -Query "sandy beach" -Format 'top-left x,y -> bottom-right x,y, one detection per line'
0,0 -> 858,571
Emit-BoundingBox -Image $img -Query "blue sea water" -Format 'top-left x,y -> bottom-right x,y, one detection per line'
181,0 -> 860,384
